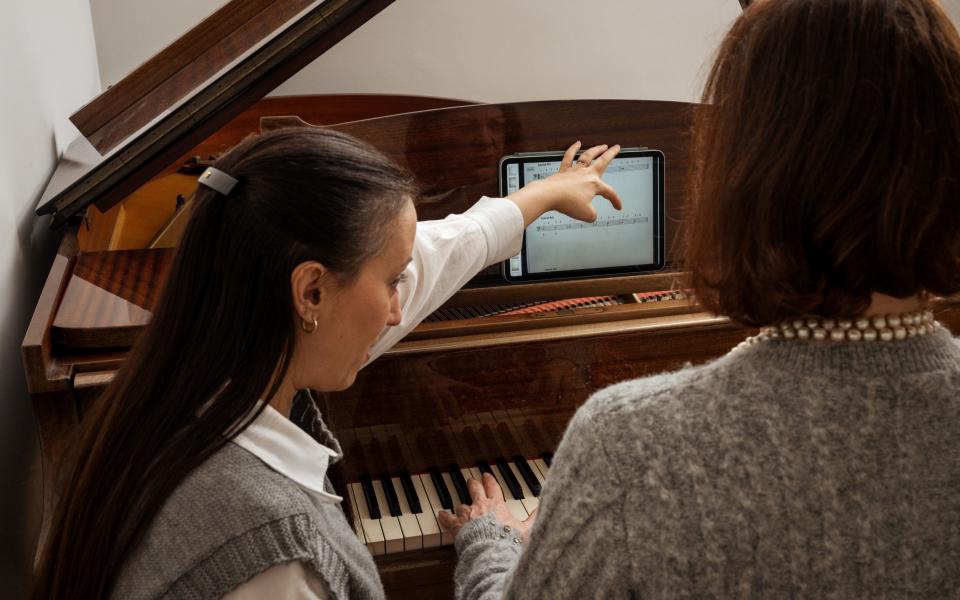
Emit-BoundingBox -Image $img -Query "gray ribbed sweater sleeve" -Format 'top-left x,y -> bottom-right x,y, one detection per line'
453,328 -> 960,599
454,397 -> 632,599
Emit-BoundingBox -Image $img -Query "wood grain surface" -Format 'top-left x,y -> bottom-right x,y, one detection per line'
72,0 -> 314,152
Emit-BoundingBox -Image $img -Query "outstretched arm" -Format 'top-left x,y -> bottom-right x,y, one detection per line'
367,142 -> 621,361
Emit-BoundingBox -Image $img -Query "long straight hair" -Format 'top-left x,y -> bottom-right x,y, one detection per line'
33,128 -> 414,599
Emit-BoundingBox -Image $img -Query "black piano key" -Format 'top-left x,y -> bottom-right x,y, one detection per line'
447,464 -> 471,505
541,451 -> 554,467
494,458 -> 524,500
477,460 -> 494,476
513,455 -> 543,496
359,475 -> 381,520
428,466 -> 453,510
379,474 -> 402,517
398,470 -> 422,514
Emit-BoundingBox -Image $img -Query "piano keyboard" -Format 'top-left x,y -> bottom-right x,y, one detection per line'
346,454 -> 553,556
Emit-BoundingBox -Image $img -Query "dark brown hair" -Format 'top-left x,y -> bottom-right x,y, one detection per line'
33,128 -> 414,599
685,0 -> 960,326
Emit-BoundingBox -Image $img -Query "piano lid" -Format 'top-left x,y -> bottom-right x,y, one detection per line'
36,0 -> 395,228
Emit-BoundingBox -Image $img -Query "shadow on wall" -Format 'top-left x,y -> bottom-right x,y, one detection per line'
0,130 -> 64,600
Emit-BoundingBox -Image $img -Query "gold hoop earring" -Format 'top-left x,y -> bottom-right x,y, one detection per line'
301,316 -> 318,333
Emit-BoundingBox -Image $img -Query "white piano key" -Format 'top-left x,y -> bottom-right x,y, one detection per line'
441,471 -> 466,509
390,476 -> 423,551
370,480 -> 405,555
417,473 -> 455,545
508,461 -> 540,514
527,459 -> 547,487
532,458 -> 550,481
346,484 -> 365,542
489,464 -> 529,520
348,482 -> 385,556
467,466 -> 483,487
409,475 -> 442,548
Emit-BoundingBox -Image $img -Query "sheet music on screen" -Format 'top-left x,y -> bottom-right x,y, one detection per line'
505,155 -> 655,276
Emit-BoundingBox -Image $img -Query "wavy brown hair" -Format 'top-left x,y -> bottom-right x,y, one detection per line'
685,0 -> 960,326
33,128 -> 414,599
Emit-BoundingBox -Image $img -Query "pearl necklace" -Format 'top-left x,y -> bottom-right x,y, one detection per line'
731,310 -> 938,353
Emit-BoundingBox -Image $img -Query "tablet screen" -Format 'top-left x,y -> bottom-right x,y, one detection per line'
500,149 -> 664,282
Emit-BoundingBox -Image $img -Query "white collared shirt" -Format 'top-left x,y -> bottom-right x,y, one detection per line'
233,403 -> 342,504
223,197 -> 523,599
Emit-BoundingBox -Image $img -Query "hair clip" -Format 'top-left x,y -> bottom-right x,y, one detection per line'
198,167 -> 239,196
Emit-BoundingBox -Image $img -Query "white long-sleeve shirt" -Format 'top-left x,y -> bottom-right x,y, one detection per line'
224,197 -> 524,599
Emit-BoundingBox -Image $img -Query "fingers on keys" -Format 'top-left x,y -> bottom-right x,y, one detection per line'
349,457 -> 550,555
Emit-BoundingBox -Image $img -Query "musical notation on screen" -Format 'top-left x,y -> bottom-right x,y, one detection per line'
534,215 -> 648,232
527,159 -> 648,182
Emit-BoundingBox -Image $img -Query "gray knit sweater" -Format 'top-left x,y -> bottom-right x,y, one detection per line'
454,325 -> 960,599
112,442 -> 383,600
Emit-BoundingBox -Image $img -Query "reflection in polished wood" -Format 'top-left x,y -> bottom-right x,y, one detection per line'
198,94 -> 473,165
78,95 -> 474,254
320,316 -> 752,481
325,100 -> 691,239
55,100 -> 693,350
52,249 -> 172,349
327,99 -> 694,285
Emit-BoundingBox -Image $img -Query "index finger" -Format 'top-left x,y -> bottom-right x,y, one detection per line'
591,144 -> 621,173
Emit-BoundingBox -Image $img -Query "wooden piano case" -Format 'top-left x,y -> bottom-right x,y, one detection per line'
22,1 -> 960,597
25,94 -> 960,597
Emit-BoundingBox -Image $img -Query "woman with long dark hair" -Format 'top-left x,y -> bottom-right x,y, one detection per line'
32,128 -> 622,599
443,0 -> 960,597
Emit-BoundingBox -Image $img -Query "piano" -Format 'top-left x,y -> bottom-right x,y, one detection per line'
22,1 -> 960,598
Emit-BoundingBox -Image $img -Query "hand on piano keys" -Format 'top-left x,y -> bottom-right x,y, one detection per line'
346,454 -> 552,556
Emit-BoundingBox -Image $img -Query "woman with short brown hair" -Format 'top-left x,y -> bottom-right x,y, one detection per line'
443,1 -> 960,597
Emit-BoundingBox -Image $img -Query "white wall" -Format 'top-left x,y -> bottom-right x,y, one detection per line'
0,1 -> 101,596
90,0 -> 742,104
89,0 -> 960,105
947,0 -> 960,23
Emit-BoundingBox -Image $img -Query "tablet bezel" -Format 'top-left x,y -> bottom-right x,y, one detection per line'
499,148 -> 665,283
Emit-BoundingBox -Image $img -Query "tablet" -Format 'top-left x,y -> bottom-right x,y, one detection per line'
500,148 -> 665,283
